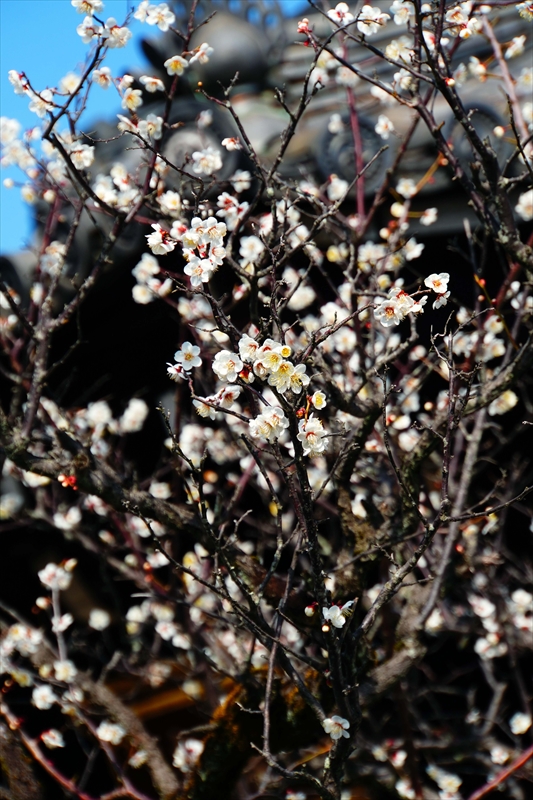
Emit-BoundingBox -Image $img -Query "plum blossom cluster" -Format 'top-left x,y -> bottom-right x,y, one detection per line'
131,252 -> 173,304
181,216 -> 227,286
374,272 -> 450,327
167,340 -> 202,381
322,715 -> 350,740
322,601 -> 355,629
1,3 -> 533,799
145,215 -> 227,288
249,406 -> 290,443
76,15 -> 132,49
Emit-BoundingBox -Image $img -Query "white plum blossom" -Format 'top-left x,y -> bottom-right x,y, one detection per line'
403,238 -> 424,261
230,170 -> 251,193
488,390 -> 518,416
172,738 -> 204,772
212,351 -> 243,383
322,604 -> 352,629
289,364 -> 311,394
311,391 -> 327,409
139,75 -> 165,93
328,174 -> 349,201
191,146 -> 222,175
131,283 -> 156,306
149,481 -> 172,499
59,73 -> 82,94
328,3 -> 354,26
146,224 -> 177,255
133,0 -> 150,22
328,113 -> 344,134
322,715 -> 350,739
522,102 -> 533,131
249,407 -> 289,443
96,721 -> 126,744
121,87 -> 143,111
5,624 -> 43,656
335,65 -> 360,89
146,3 -> 176,31
375,114 -> 395,139
515,189 -> 533,221
218,385 -> 242,409
8,70 -> 28,95
297,17 -> 312,35
54,659 -> 78,682
374,296 -> 404,327
38,563 -> 72,591
182,257 -> 213,287
119,398 -> 149,433
158,190 -> 182,217
396,178 -> 417,198
391,750 -> 407,768
469,56 -> 487,81
510,588 -> 532,614
424,273 -> 450,294
132,253 -> 161,296
239,235 -> 264,270
509,712 -> 532,735
505,35 -> 526,59
445,5 -> 468,26
103,18 -> 132,48
357,5 -> 390,36
216,192 -> 249,229
41,729 -> 65,749
221,137 -> 242,151
20,471 -> 50,488
197,109 -> 213,128
238,334 -> 260,363
32,685 -> 59,710
89,609 -> 111,630
71,0 -> 104,13
0,117 -> 21,145
474,632 -> 507,660
68,143 -> 95,170
174,342 -> 202,371
390,1 -> 413,25
21,185 -> 38,204
156,620 -> 178,640
421,207 -> 438,226
394,67 -> 413,91
267,360 -> 296,393
28,89 -> 54,118
433,291 -> 450,310
77,15 -> 103,43
92,67 -> 112,88
395,780 -> 415,800
425,608 -> 445,633
189,42 -> 214,65
193,397 -> 216,419
297,415 -> 328,457
164,55 -> 188,76
426,765 -> 462,796
182,216 -> 226,248
52,613 -> 74,633
490,745 -> 510,765
386,36 -> 413,62
129,749 -> 149,768
288,284 -> 316,311
138,114 -> 163,140
469,595 -> 496,618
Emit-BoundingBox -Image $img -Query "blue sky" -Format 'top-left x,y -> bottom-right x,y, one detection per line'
0,0 -> 148,254
0,0 -> 308,255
